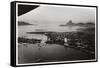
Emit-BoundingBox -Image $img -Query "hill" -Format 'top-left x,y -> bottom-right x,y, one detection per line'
18,21 -> 34,26
59,20 -> 95,27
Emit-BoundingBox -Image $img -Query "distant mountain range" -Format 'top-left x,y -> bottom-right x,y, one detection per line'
59,20 -> 95,27
18,21 -> 34,26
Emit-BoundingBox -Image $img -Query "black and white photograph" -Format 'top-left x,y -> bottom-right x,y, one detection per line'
11,1 -> 97,66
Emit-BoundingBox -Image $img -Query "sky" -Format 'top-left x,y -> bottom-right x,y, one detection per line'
18,4 -> 96,26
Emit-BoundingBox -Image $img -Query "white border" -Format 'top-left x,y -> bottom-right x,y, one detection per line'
16,2 -> 97,66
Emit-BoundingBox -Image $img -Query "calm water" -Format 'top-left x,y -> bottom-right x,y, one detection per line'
18,43 -> 91,64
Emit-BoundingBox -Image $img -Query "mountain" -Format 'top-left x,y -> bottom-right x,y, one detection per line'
85,22 -> 95,25
76,22 -> 95,26
66,20 -> 75,25
18,21 -> 34,26
59,20 -> 95,27
60,20 -> 75,26
76,22 -> 85,26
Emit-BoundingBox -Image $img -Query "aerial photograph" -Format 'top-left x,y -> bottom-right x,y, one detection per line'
17,4 -> 96,64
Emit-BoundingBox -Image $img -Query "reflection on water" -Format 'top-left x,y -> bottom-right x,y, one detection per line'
18,43 -> 91,64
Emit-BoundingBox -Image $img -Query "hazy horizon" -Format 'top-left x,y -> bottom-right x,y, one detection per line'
18,5 -> 96,27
